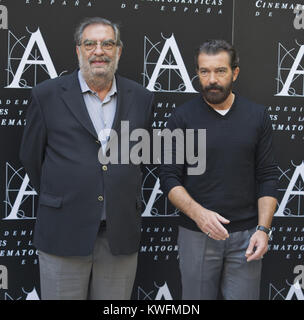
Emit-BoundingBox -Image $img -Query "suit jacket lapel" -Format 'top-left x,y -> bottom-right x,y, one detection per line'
60,72 -> 134,141
112,75 -> 134,133
60,70 -> 98,139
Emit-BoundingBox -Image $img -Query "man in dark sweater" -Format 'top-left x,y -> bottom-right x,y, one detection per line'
159,40 -> 278,300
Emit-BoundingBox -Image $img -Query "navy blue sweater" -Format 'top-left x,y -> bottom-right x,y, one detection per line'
159,94 -> 278,233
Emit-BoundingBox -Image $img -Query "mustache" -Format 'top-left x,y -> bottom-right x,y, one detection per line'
89,57 -> 111,63
204,84 -> 223,92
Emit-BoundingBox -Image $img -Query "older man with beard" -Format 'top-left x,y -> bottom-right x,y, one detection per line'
159,40 -> 278,300
19,17 -> 154,300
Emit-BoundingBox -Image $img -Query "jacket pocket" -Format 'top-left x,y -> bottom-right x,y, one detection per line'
39,192 -> 63,208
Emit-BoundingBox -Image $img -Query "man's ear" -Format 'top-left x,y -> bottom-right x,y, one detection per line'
118,46 -> 122,59
232,67 -> 240,82
76,46 -> 80,59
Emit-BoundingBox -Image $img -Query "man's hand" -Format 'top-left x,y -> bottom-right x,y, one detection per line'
245,230 -> 269,262
167,186 -> 229,240
193,208 -> 230,240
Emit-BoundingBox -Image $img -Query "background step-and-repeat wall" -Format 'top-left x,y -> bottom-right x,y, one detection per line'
0,0 -> 303,300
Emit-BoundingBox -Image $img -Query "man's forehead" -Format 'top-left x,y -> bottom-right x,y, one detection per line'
82,23 -> 115,38
198,51 -> 230,67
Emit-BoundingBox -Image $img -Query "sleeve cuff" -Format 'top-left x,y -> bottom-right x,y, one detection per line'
160,177 -> 183,198
257,180 -> 278,199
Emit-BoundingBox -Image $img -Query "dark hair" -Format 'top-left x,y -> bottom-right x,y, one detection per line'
74,17 -> 123,47
195,40 -> 239,70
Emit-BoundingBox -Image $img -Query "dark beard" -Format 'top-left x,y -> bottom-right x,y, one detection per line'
200,79 -> 233,105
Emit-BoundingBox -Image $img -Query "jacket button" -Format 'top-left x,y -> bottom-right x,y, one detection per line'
98,195 -> 104,201
96,140 -> 100,145
102,165 -> 107,171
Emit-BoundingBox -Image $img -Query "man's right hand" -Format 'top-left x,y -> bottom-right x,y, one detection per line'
167,186 -> 230,240
193,208 -> 230,240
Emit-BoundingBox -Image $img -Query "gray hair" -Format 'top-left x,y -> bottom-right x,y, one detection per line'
74,17 -> 123,47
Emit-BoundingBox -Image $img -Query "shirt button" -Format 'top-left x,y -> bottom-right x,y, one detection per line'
102,165 -> 107,171
98,195 -> 104,202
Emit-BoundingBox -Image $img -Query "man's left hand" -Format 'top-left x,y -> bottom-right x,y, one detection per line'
245,230 -> 269,262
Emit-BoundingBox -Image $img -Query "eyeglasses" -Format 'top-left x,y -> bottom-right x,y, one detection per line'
80,39 -> 117,51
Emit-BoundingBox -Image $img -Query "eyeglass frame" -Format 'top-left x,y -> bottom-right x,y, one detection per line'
78,39 -> 118,52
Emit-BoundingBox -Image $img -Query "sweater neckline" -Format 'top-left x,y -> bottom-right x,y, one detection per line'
202,92 -> 238,119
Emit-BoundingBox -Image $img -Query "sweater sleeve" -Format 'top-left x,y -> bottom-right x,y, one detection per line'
255,108 -> 279,199
159,110 -> 185,197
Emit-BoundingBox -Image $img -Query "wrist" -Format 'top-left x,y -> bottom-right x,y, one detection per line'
256,225 -> 272,238
190,202 -> 205,221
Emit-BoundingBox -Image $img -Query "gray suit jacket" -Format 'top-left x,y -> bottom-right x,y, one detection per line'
19,70 -> 154,256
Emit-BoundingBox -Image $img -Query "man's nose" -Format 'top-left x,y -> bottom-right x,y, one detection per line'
209,71 -> 218,84
93,44 -> 105,55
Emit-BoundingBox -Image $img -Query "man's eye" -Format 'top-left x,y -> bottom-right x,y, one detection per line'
218,69 -> 227,74
84,41 -> 96,48
103,41 -> 116,50
103,42 -> 114,49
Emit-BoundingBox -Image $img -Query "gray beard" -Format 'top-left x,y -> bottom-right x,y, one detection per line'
78,52 -> 119,91
84,72 -> 113,91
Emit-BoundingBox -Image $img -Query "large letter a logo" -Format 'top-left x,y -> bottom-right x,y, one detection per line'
6,28 -> 58,89
276,163 -> 304,217
145,34 -> 197,93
